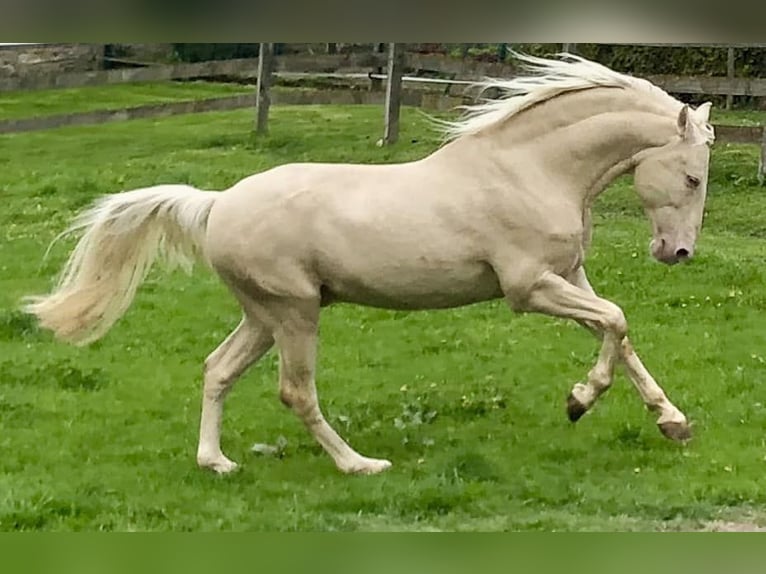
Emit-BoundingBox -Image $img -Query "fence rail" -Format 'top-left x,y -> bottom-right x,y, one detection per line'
0,90 -> 446,134
648,75 -> 766,97
0,93 -> 256,134
0,58 -> 263,92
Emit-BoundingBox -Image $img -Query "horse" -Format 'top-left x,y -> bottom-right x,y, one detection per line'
23,54 -> 715,475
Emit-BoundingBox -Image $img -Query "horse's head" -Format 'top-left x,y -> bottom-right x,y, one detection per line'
633,102 -> 714,265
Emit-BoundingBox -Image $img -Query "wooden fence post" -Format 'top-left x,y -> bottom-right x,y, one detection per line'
255,42 -> 274,135
370,43 -> 385,92
381,43 -> 404,146
726,46 -> 735,111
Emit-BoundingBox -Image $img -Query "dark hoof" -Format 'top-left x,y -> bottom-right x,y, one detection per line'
658,420 -> 692,443
566,394 -> 588,423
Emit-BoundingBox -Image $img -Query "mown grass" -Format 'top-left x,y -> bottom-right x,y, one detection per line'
712,109 -> 766,127
1,104 -> 766,531
0,81 -> 252,121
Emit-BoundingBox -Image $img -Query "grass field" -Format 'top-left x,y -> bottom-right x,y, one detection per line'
2,103 -> 766,531
0,81 -> 252,121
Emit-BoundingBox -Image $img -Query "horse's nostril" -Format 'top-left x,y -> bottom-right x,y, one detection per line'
676,248 -> 690,259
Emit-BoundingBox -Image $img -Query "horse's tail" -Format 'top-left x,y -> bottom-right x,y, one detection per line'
23,184 -> 219,346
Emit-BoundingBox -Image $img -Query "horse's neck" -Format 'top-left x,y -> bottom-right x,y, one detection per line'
560,110 -> 677,205
449,88 -> 680,207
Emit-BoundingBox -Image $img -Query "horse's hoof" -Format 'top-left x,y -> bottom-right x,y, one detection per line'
658,420 -> 692,443
566,393 -> 588,423
197,454 -> 240,474
339,456 -> 392,475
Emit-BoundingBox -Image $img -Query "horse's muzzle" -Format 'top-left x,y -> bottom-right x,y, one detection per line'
650,238 -> 694,265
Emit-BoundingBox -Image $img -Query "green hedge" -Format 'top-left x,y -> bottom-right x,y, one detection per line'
509,44 -> 766,78
172,44 -> 262,62
441,43 -> 765,78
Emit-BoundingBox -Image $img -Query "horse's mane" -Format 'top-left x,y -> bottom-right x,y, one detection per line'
439,53 -> 683,141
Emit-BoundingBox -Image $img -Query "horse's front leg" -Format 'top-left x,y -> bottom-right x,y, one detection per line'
568,267 -> 690,441
503,270 -> 626,420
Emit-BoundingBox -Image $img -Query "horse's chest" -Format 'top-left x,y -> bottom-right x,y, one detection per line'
502,223 -> 585,275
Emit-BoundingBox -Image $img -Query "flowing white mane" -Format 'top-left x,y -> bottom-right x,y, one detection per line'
440,53 -> 682,141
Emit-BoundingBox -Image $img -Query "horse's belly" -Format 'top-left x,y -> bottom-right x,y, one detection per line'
324,261 -> 504,310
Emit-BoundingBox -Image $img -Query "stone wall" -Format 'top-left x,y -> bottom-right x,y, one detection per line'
0,43 -> 103,80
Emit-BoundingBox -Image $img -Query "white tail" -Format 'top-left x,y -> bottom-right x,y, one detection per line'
23,184 -> 219,345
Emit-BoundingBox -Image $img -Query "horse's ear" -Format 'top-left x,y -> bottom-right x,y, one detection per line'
677,105 -> 690,137
695,102 -> 712,123
678,103 -> 713,144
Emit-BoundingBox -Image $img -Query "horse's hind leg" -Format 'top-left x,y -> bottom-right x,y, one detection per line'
197,316 -> 274,473
273,297 -> 392,475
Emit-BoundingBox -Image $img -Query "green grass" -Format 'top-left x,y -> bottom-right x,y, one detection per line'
0,81 -> 252,121
2,104 -> 766,531
712,109 -> 766,127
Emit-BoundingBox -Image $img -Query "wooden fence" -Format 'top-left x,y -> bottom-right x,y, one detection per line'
5,45 -> 766,98
2,43 -> 764,182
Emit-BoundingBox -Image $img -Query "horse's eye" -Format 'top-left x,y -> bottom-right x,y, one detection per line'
686,175 -> 701,188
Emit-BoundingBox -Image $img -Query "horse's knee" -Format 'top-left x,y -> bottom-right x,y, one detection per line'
203,361 -> 235,399
587,364 -> 613,393
602,304 -> 627,339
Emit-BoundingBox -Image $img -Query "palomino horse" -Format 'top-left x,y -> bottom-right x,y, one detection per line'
25,54 -> 715,475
